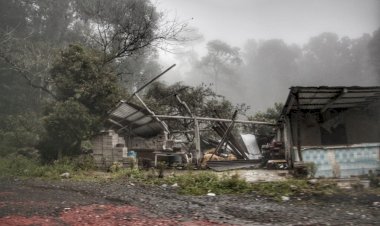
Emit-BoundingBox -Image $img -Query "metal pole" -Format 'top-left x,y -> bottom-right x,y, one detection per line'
154,115 -> 276,126
210,110 -> 237,160
134,93 -> 170,133
127,64 -> 176,101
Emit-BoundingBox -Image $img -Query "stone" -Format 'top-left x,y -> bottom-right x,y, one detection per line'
281,196 -> 290,201
60,172 -> 70,179
307,179 -> 318,185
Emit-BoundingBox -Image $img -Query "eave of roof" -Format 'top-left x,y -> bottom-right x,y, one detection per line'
279,86 -> 380,121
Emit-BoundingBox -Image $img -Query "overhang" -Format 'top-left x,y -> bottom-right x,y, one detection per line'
108,101 -> 164,138
281,86 -> 380,117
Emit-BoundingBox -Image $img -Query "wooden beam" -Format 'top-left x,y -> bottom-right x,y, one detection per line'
285,93 -> 296,115
321,88 -> 348,113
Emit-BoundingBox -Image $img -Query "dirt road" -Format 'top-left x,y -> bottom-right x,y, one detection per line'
0,177 -> 379,225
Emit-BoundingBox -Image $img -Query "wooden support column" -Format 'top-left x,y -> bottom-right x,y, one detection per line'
194,118 -> 201,165
296,92 -> 303,161
285,116 -> 295,168
174,94 -> 202,165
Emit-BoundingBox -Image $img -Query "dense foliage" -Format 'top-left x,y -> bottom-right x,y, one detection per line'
0,0 -> 184,161
38,45 -> 124,161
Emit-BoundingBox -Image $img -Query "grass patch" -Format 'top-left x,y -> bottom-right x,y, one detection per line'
251,179 -> 308,199
150,171 -> 253,195
0,154 -> 95,180
250,179 -> 341,200
0,155 -> 348,199
106,168 -> 253,195
72,166 -> 343,198
110,168 -> 146,181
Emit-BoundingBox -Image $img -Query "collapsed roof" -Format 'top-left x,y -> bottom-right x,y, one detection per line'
108,101 -> 164,138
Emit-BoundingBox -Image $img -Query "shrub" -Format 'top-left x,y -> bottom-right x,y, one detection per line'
71,154 -> 95,171
111,168 -> 145,181
369,170 -> 380,188
217,173 -> 252,194
0,154 -> 93,179
151,171 -> 253,195
305,162 -> 318,178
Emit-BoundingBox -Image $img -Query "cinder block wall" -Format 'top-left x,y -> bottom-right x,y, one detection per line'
92,130 -> 126,169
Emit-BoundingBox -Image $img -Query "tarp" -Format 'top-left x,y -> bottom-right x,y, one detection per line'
241,134 -> 262,160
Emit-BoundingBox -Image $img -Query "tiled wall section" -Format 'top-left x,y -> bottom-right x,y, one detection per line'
302,143 -> 380,178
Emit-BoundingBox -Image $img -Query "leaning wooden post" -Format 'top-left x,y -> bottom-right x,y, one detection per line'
174,94 -> 201,165
194,119 -> 201,165
296,92 -> 303,161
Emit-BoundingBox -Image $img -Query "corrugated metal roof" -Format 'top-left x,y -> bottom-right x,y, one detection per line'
108,101 -> 164,138
282,86 -> 380,114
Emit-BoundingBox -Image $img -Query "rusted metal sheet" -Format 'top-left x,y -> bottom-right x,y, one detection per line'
212,118 -> 250,160
207,160 -> 261,171
108,101 -> 164,138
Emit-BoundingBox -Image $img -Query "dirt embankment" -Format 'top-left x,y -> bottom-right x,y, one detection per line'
0,177 -> 379,225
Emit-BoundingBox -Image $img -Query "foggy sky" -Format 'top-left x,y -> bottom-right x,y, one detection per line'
157,0 -> 380,112
158,0 -> 380,47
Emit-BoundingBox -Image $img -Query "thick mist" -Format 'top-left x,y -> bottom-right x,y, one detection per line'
158,0 -> 380,113
173,32 -> 379,113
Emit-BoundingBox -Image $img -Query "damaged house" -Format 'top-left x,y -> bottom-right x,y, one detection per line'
91,100 -> 268,169
91,101 -> 187,169
277,86 -> 380,178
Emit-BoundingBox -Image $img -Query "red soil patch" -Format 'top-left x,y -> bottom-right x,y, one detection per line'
0,204 -> 229,226
0,215 -> 57,226
0,192 -> 15,196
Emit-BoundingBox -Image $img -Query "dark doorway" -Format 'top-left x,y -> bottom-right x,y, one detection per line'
320,124 -> 347,145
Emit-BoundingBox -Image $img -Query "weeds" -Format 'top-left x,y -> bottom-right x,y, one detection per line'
0,154 -> 93,179
110,168 -> 145,181
250,179 -> 340,200
251,179 -> 309,199
149,171 -> 253,195
0,155 -> 348,199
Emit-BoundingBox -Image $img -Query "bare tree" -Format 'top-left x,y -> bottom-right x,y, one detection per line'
0,30 -> 57,99
76,0 -> 188,63
199,40 -> 242,93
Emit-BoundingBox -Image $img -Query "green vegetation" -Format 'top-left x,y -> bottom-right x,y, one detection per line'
111,169 -> 343,198
250,179 -> 339,200
38,44 -> 125,162
0,154 -> 95,179
0,0 -> 183,162
2,155 -> 378,200
243,102 -> 284,145
159,172 -> 253,195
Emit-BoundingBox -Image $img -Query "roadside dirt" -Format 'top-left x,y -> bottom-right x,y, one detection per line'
0,177 -> 379,225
